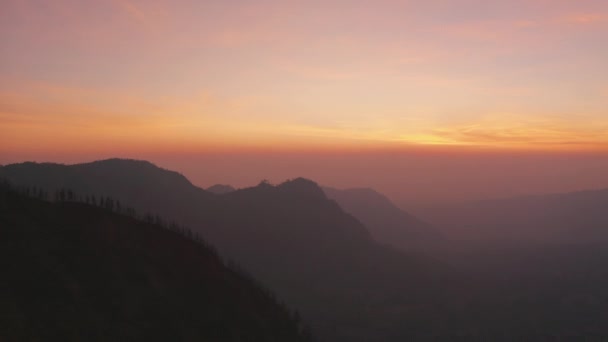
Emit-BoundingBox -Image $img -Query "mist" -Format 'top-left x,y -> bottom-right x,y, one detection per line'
3,0 -> 608,339
3,156 -> 608,340
6,149 -> 606,208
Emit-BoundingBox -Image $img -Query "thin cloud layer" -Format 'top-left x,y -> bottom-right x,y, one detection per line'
1,0 -> 607,153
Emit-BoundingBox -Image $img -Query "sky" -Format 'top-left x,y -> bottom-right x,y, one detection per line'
1,0 -> 608,205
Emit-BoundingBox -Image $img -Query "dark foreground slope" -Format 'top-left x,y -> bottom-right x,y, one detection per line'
0,184 -> 310,342
0,160 -> 445,341
323,186 -> 442,250
9,160 -> 608,340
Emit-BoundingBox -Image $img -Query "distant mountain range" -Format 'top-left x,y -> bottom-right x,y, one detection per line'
421,189 -> 608,243
322,187 -> 443,250
0,159 -> 444,341
5,159 -> 608,340
0,182 -> 310,341
205,181 -> 443,250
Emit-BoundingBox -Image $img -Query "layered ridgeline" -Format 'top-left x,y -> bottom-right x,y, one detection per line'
207,184 -> 237,195
420,188 -> 608,243
322,187 -> 443,250
0,182 -> 311,342
5,160 -> 608,340
0,159 -> 444,341
205,182 -> 443,251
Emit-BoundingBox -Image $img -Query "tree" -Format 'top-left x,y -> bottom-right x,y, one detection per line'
154,215 -> 164,227
125,207 -> 136,218
105,197 -> 114,211
144,213 -> 154,223
301,325 -> 314,341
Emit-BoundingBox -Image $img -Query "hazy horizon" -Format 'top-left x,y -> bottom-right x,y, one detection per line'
2,151 -> 608,209
4,1 -> 608,340
3,0 -> 608,210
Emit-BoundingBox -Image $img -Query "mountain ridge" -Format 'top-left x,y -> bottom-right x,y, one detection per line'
322,186 -> 442,250
0,158 -> 444,341
207,184 -> 236,194
0,182 -> 311,342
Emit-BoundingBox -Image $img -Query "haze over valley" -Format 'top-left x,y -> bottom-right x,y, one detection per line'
2,0 -> 608,340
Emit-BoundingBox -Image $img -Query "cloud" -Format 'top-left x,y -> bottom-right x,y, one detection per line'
561,13 -> 608,25
0,80 -> 308,153
116,0 -> 147,22
428,115 -> 608,149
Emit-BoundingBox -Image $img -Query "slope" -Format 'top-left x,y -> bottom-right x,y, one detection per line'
207,184 -> 237,194
0,160 -> 444,341
323,186 -> 442,250
0,182 -> 310,342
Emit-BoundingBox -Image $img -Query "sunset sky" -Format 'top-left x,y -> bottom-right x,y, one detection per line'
1,0 -> 608,205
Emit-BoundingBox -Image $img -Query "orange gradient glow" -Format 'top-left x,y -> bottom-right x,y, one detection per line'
2,0 -> 608,155
1,0 -> 608,204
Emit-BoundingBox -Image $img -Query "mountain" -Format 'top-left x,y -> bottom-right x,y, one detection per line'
0,159 -> 213,215
0,160 -> 444,341
0,182 -> 310,342
420,188 -> 608,243
207,184 -> 236,194
323,187 -> 442,250
5,160 -> 608,340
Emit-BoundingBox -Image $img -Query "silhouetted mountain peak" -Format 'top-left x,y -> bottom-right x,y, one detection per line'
237,178 -> 327,202
82,159 -> 190,183
0,159 -> 211,211
82,159 -> 196,188
278,177 -> 327,200
87,158 -> 157,169
256,179 -> 274,188
207,184 -> 236,194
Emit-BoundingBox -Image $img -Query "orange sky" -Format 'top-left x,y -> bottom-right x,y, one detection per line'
1,0 -> 608,204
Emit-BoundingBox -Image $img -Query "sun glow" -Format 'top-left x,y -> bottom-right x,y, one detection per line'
1,0 -> 608,156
